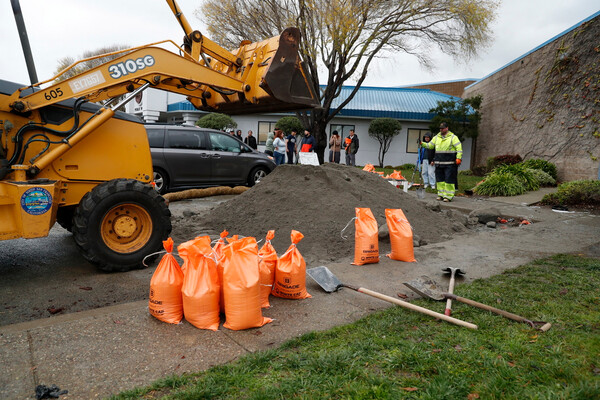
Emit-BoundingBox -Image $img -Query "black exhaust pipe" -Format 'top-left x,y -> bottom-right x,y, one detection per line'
11,0 -> 38,85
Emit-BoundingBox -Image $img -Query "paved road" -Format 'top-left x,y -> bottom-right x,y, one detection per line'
1,190 -> 598,399
0,196 -> 233,327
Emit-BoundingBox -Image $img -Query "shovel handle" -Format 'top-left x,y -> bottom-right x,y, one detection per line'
446,293 -> 530,324
357,287 -> 477,330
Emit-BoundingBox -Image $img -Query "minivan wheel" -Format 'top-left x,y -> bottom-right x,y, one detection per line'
248,167 -> 268,186
153,169 -> 169,194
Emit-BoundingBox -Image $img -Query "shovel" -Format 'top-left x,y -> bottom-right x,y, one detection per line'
403,276 -> 552,332
306,266 -> 477,330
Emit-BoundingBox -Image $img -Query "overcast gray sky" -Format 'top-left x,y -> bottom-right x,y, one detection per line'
1,1 -> 598,87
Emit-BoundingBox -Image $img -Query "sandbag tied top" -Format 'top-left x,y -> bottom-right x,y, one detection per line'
222,236 -> 272,330
352,208 -> 379,266
272,230 -> 311,299
179,236 -> 221,331
163,237 -> 174,253
258,230 -> 278,308
212,230 -> 229,259
149,237 -> 184,324
385,209 -> 416,262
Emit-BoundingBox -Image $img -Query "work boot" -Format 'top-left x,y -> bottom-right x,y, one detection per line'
436,196 -> 443,201
443,198 -> 450,202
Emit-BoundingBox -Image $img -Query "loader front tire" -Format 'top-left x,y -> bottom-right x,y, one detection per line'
72,179 -> 172,272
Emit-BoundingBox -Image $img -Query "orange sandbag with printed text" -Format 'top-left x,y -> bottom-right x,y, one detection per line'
149,238 -> 184,324
385,209 -> 416,262
222,237 -> 272,330
352,208 -> 379,265
258,230 -> 278,308
179,236 -> 221,331
271,230 -> 311,299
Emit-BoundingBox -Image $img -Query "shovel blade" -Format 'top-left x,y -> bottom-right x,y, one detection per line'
403,276 -> 446,301
307,266 -> 343,293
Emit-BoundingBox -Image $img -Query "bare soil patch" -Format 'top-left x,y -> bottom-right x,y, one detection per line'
171,164 -> 468,264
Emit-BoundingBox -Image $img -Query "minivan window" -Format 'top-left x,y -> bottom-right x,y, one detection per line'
168,130 -> 206,149
146,128 -> 164,148
209,132 -> 242,153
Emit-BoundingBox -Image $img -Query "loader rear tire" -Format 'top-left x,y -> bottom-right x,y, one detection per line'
72,179 -> 172,272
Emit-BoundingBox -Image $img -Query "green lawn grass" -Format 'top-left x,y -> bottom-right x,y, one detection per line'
111,255 -> 600,399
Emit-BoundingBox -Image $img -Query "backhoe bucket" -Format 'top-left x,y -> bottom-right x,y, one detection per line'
189,28 -> 320,115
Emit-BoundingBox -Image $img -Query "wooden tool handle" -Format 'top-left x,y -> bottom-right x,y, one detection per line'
447,294 -> 528,323
445,273 -> 457,316
358,287 -> 477,330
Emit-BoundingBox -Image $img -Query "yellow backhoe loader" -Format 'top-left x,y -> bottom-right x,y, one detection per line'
1,0 -> 318,271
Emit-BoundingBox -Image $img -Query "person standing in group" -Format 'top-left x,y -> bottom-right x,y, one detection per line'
420,122 -> 462,202
329,131 -> 341,163
300,129 -> 315,153
344,129 -> 359,166
264,129 -> 275,156
244,130 -> 257,150
286,129 -> 297,164
272,129 -> 287,165
235,129 -> 243,142
419,133 -> 436,189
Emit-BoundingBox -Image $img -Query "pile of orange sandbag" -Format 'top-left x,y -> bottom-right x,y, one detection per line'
361,164 -> 406,184
148,230 -> 310,331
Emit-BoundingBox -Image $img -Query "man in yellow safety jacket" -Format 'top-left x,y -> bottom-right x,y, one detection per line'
421,122 -> 462,202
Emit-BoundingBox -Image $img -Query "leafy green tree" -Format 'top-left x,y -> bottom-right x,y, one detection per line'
368,118 -> 402,167
198,0 -> 497,163
428,95 -> 483,140
276,116 -> 304,135
196,113 -> 237,131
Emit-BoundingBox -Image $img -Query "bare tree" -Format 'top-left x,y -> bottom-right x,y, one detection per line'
53,45 -> 131,81
198,0 -> 498,163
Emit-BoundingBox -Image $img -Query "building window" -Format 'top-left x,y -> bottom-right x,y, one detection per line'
258,121 -> 277,145
330,124 -> 355,142
406,128 -> 430,153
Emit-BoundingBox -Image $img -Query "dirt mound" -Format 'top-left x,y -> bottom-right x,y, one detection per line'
172,164 -> 466,264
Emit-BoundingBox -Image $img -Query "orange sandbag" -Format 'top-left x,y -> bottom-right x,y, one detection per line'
213,230 -> 229,313
389,170 -> 405,180
149,238 -> 184,324
362,163 -> 375,172
212,230 -> 229,259
221,237 -> 272,330
272,230 -> 312,299
385,209 -> 416,262
352,208 -> 380,265
258,230 -> 278,308
179,236 -> 221,331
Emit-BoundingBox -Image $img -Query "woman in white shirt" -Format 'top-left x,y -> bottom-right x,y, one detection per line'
273,130 -> 287,165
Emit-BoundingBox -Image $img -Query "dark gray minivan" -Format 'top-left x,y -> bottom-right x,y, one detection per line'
145,125 -> 275,194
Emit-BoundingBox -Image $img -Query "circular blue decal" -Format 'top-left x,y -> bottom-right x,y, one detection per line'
21,187 -> 53,215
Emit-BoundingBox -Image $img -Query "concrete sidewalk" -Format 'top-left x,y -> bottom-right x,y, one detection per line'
2,188 -> 599,400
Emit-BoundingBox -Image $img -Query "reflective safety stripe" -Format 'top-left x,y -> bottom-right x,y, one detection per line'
435,161 -> 456,165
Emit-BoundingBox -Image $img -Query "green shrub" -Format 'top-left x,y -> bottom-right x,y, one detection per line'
541,180 -> 600,206
473,172 -> 527,196
459,169 -> 474,176
486,154 -> 523,171
493,164 -> 540,191
528,168 -> 556,187
522,158 -> 558,180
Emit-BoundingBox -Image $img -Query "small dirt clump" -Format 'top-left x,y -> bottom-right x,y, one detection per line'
173,164 -> 466,264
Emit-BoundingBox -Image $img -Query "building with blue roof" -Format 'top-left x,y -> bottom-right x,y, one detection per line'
127,84 -> 473,168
